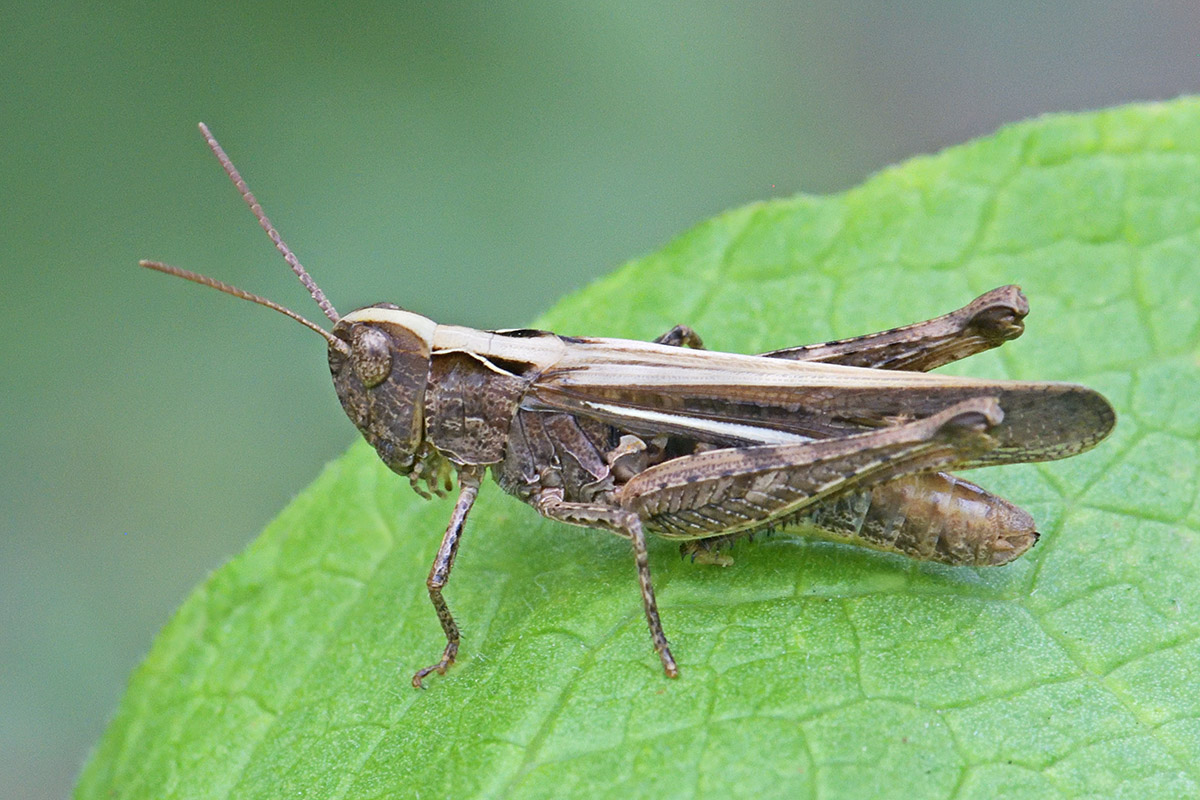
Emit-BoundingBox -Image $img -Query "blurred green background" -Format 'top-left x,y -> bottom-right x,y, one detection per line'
3,2 -> 1197,796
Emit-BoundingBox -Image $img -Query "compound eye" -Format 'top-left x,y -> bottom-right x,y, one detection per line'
352,326 -> 392,387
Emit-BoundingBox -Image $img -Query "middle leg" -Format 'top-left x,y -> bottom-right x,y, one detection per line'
532,489 -> 679,678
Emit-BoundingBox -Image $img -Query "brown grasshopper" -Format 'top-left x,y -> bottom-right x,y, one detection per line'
143,124 -> 1116,686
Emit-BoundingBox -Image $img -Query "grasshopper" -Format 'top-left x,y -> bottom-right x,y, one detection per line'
144,124 -> 1116,686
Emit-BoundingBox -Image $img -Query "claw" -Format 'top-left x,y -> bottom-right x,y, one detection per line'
412,642 -> 458,688
660,649 -> 679,678
412,657 -> 452,689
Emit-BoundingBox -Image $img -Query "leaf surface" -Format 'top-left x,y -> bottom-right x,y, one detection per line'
79,100 -> 1200,800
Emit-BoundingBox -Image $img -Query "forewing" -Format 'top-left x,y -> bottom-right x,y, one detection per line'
523,337 -> 1115,467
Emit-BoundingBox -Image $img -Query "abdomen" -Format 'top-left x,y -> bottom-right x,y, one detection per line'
791,472 -> 1038,566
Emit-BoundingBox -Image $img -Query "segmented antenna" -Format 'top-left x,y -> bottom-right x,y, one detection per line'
140,260 -> 350,356
197,122 -> 341,324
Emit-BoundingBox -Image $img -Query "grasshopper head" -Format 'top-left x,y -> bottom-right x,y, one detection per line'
329,304 -> 437,475
143,124 -> 443,479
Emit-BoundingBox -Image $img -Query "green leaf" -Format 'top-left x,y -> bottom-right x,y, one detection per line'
79,99 -> 1200,800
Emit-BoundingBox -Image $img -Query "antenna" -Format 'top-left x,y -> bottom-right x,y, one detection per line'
140,260 -> 350,356
139,124 -> 352,356
197,122 -> 341,324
